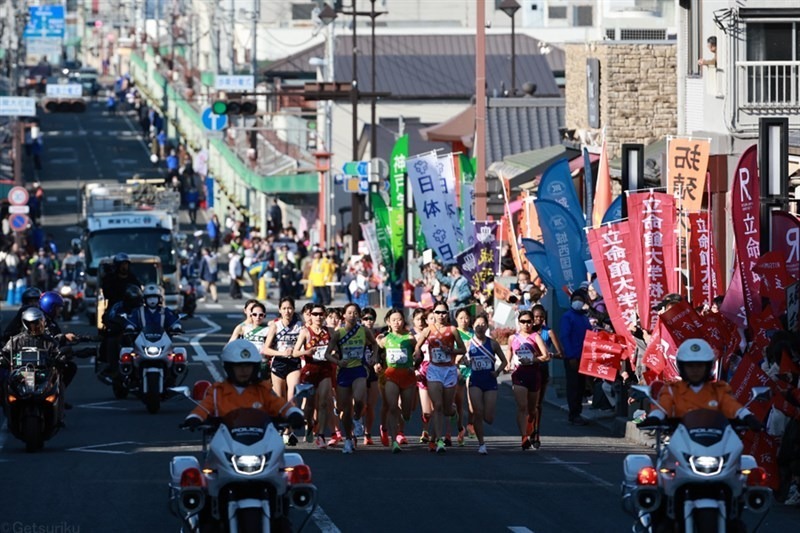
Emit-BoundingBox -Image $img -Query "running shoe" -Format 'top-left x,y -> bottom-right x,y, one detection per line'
396,432 -> 408,445
343,439 -> 355,454
305,429 -> 314,443
287,433 -> 299,447
353,418 -> 365,437
466,424 -> 476,438
283,434 -> 290,445
435,438 -> 447,454
478,444 -> 488,455
420,431 -> 430,444
444,435 -> 452,447
457,427 -> 466,447
521,436 -> 532,451
525,420 -> 534,437
391,441 -> 402,454
428,441 -> 436,452
327,434 -> 343,447
379,425 -> 390,447
531,430 -> 541,450
315,435 -> 327,449
363,435 -> 374,446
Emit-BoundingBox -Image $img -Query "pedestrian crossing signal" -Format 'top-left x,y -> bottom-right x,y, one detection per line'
211,100 -> 257,116
42,99 -> 87,113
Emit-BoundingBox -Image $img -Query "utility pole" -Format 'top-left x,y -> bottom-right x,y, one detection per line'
229,0 -> 235,74
475,0 -> 487,220
251,0 -> 260,77
350,1 -> 361,253
369,0 -> 378,159
211,0 -> 220,75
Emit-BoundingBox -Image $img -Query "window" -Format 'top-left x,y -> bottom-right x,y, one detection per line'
575,6 -> 593,27
744,22 -> 799,104
549,6 -> 567,19
291,3 -> 316,20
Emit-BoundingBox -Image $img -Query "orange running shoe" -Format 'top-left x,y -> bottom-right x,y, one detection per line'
327,433 -> 342,447
396,432 -> 408,445
363,435 -> 374,446
379,425 -> 390,447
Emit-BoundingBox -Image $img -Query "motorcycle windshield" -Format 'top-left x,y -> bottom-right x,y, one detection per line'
142,323 -> 166,343
681,409 -> 729,447
222,408 -> 271,446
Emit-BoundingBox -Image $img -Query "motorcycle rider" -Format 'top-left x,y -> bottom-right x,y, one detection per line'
0,308 -> 69,393
38,291 -> 79,394
101,253 -> 141,309
129,284 -> 182,336
98,284 -> 144,379
179,339 -> 305,429
640,338 -> 762,431
1,287 -> 44,343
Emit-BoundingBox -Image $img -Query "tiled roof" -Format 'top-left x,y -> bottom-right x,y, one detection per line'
485,97 -> 565,163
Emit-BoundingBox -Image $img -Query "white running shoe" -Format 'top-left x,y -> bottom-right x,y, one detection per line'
283,433 -> 290,445
343,438 -> 355,454
478,444 -> 488,455
353,418 -> 365,437
785,483 -> 800,506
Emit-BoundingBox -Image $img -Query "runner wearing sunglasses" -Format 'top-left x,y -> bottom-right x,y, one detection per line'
509,310 -> 551,450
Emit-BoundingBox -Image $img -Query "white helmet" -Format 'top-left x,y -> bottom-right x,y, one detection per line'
676,338 -> 715,385
142,283 -> 162,308
221,339 -> 262,385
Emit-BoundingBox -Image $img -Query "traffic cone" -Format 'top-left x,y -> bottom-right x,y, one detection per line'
257,277 -> 267,300
5,282 -> 14,305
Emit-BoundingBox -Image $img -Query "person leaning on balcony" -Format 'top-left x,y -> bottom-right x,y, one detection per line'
698,36 -> 717,68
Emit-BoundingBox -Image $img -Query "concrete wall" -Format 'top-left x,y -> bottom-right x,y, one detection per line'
564,42 -> 677,159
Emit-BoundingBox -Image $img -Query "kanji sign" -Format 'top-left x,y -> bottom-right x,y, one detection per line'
667,137 -> 710,212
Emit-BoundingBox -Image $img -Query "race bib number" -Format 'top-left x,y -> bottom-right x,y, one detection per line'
516,346 -> 534,364
471,358 -> 494,372
342,346 -> 363,360
313,345 -> 328,362
386,348 -> 407,365
277,341 -> 290,352
431,348 -> 450,364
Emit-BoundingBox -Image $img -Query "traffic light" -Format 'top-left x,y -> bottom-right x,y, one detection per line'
42,99 -> 87,113
211,100 -> 257,116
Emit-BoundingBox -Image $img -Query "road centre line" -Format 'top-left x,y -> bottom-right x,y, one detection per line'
508,527 -> 535,533
311,506 -> 342,533
193,315 -> 223,382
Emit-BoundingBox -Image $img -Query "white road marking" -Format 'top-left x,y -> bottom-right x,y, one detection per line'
67,441 -> 138,455
226,313 -> 244,319
508,528 -> 535,533
543,456 -> 615,489
193,315 -> 223,381
76,401 -> 129,411
65,195 -> 77,202
203,303 -> 223,309
311,506 -> 342,533
46,196 -> 59,202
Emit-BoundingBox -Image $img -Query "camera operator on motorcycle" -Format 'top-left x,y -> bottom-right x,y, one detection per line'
98,284 -> 143,380
101,253 -> 141,309
1,287 -> 43,344
640,338 -> 762,431
129,284 -> 182,337
179,339 -> 305,430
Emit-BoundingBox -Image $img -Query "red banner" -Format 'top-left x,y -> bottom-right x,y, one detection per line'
721,261 -> 747,329
731,144 -> 761,327
586,221 -> 641,349
627,191 -> 678,332
688,212 -> 723,308
641,319 -> 680,383
659,300 -> 706,346
753,251 -> 793,317
771,211 -> 800,281
579,330 -> 624,381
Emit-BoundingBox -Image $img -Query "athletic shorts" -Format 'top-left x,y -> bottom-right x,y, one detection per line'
270,356 -> 301,380
457,364 -> 472,385
366,365 -> 379,387
511,364 -> 541,392
467,370 -> 498,392
300,362 -> 336,387
337,365 -> 367,388
426,364 -> 458,388
384,367 -> 417,390
416,361 -> 430,390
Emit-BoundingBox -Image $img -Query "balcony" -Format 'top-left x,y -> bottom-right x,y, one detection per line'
736,60 -> 800,113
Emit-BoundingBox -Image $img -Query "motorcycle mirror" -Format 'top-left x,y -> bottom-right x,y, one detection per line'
293,383 -> 315,402
748,386 -> 772,404
629,385 -> 652,402
165,386 -> 191,400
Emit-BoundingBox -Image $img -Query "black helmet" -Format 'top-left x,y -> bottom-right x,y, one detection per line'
113,252 -> 131,265
22,287 -> 43,305
123,284 -> 143,310
21,307 -> 46,335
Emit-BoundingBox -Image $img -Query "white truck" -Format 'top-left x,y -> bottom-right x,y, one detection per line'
82,181 -> 183,319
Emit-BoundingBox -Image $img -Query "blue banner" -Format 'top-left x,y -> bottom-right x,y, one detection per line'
521,238 -> 556,289
534,199 -> 589,309
538,158 -> 586,229
601,195 -> 623,224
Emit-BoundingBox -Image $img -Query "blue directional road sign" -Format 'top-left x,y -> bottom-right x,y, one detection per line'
202,107 -> 228,131
9,214 -> 30,233
343,161 -> 369,177
24,6 -> 65,39
359,175 -> 369,194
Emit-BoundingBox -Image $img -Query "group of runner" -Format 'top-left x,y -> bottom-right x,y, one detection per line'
228,298 -> 563,454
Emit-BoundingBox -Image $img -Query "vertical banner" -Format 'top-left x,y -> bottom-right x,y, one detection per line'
787,281 -> 800,332
369,192 -> 394,273
592,140 -> 611,227
771,211 -> 800,280
667,137 -> 710,212
721,261 -> 748,329
583,147 -> 595,223
601,195 -> 623,225
521,238 -> 556,290
586,221 -> 640,348
389,134 -> 408,209
389,207 -> 404,274
688,212 -> 723,307
360,221 -> 381,266
436,153 -> 463,246
627,191 -> 678,331
535,198 -> 589,309
457,220 -> 497,296
538,158 -> 586,228
753,251 -> 793,317
731,144 -> 761,326
461,182 -> 476,247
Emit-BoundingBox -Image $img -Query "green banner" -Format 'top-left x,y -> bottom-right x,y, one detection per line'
460,154 -> 476,183
390,135 -> 408,209
389,207 -> 404,274
370,192 -> 394,273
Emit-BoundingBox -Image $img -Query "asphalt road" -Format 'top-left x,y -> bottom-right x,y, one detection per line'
0,102 -> 797,533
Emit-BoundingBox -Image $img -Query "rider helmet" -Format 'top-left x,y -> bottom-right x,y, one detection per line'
39,291 -> 64,318
220,339 -> 262,386
676,338 -> 716,385
142,284 -> 163,309
123,284 -> 144,310
113,252 -> 130,265
70,238 -> 81,254
21,307 -> 46,335
21,287 -> 43,306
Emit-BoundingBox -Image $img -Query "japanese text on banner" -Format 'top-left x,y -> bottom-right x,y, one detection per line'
667,138 -> 709,212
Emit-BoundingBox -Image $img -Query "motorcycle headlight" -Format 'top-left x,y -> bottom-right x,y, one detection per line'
231,454 -> 267,475
59,285 -> 72,295
145,346 -> 161,357
688,455 -> 724,476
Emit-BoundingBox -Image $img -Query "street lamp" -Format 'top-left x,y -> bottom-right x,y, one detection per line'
318,4 -> 337,26
499,0 -> 521,96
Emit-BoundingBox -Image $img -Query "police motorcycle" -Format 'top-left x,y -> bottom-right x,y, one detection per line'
168,367 -> 317,530
116,284 -> 188,413
1,309 -> 97,452
622,382 -> 774,533
55,257 -> 86,322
